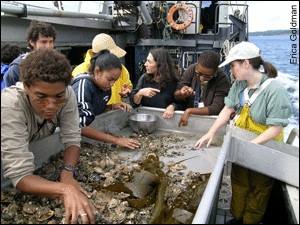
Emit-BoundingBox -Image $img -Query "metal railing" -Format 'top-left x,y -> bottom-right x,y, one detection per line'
213,3 -> 249,42
286,127 -> 299,145
192,128 -> 232,224
1,1 -> 114,20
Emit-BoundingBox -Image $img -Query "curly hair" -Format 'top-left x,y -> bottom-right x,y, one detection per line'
20,49 -> 72,87
26,20 -> 57,50
145,48 -> 179,90
1,44 -> 23,64
198,50 -> 220,72
88,49 -> 122,74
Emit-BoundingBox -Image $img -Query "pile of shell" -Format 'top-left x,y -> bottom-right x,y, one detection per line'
1,132 -> 208,224
128,131 -> 186,159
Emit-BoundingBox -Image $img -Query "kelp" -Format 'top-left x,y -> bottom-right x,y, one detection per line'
162,174 -> 210,224
87,154 -> 211,224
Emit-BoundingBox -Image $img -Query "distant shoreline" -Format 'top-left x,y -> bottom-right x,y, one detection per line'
249,29 -> 299,36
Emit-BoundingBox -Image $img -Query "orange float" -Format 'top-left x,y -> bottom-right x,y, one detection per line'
167,3 -> 194,30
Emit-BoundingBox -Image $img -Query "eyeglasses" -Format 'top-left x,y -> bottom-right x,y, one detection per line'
195,70 -> 216,79
28,89 -> 68,106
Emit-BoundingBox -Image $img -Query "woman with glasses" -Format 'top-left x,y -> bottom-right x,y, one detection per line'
1,49 -> 96,224
195,42 -> 293,224
175,50 -> 231,127
71,49 -> 140,150
130,47 -> 183,119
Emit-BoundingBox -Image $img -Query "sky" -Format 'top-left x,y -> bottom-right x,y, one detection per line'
13,1 -> 300,32
246,1 -> 299,32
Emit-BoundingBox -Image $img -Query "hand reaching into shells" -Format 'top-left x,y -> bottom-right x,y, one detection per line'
112,102 -> 132,111
15,174 -> 96,224
178,110 -> 190,127
60,172 -> 91,200
194,131 -> 215,148
115,137 -> 141,150
60,171 -> 96,224
62,184 -> 96,224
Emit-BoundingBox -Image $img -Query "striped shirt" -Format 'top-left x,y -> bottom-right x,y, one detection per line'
71,73 -> 111,127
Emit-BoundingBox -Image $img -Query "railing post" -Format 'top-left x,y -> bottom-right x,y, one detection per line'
192,127 -> 232,224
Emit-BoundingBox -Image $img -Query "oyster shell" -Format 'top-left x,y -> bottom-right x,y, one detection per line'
22,202 -> 37,216
2,207 -> 16,221
36,207 -> 54,222
107,198 -> 119,208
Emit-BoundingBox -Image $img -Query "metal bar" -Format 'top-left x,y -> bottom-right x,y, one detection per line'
77,1 -> 82,13
1,2 -> 114,20
192,127 -> 232,224
185,2 -> 198,68
213,3 -> 249,41
286,128 -> 299,145
138,1 -> 152,25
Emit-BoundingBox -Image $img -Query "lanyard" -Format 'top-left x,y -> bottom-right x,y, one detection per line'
194,84 -> 199,108
194,81 -> 208,108
30,119 -> 56,142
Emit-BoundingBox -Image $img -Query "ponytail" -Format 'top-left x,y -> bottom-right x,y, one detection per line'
248,56 -> 277,78
262,61 -> 277,78
88,49 -> 121,74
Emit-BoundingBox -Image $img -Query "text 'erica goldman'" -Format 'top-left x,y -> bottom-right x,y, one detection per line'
290,5 -> 298,65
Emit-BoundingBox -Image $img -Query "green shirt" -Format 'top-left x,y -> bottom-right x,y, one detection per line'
224,74 -> 293,127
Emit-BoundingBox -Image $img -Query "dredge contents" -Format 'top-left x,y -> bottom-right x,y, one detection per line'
1,132 -> 211,224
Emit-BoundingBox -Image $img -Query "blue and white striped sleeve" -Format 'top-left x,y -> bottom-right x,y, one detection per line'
72,78 -> 95,128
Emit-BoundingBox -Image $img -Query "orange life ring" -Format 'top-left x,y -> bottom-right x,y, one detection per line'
167,3 -> 194,30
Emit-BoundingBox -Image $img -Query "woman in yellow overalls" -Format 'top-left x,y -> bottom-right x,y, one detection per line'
194,42 -> 293,224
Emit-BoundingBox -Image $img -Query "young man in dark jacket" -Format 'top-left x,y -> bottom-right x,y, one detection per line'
175,50 -> 231,127
4,20 -> 56,87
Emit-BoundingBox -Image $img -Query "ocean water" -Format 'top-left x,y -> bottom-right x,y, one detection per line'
249,35 -> 299,146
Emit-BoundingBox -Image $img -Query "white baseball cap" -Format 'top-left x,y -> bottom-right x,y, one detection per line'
219,42 -> 261,67
92,33 -> 126,58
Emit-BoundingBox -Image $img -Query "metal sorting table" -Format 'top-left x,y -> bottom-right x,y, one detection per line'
1,106 -> 226,223
83,107 -> 226,175
1,106 -> 299,223
84,106 -> 227,224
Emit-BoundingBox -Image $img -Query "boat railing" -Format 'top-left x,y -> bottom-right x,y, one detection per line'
192,126 -> 232,224
1,1 -> 114,20
286,127 -> 299,145
213,3 -> 249,42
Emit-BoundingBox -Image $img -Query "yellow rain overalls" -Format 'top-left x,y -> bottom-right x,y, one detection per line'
230,79 -> 284,224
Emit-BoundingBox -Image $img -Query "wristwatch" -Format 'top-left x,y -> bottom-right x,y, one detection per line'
60,165 -> 77,178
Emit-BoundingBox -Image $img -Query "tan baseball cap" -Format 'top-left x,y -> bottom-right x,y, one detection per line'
92,33 -> 126,58
219,42 -> 261,67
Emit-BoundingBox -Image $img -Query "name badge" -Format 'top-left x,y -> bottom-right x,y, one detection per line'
198,102 -> 204,108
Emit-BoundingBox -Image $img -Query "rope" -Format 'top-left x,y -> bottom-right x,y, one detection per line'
162,3 -> 173,42
221,40 -> 236,83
